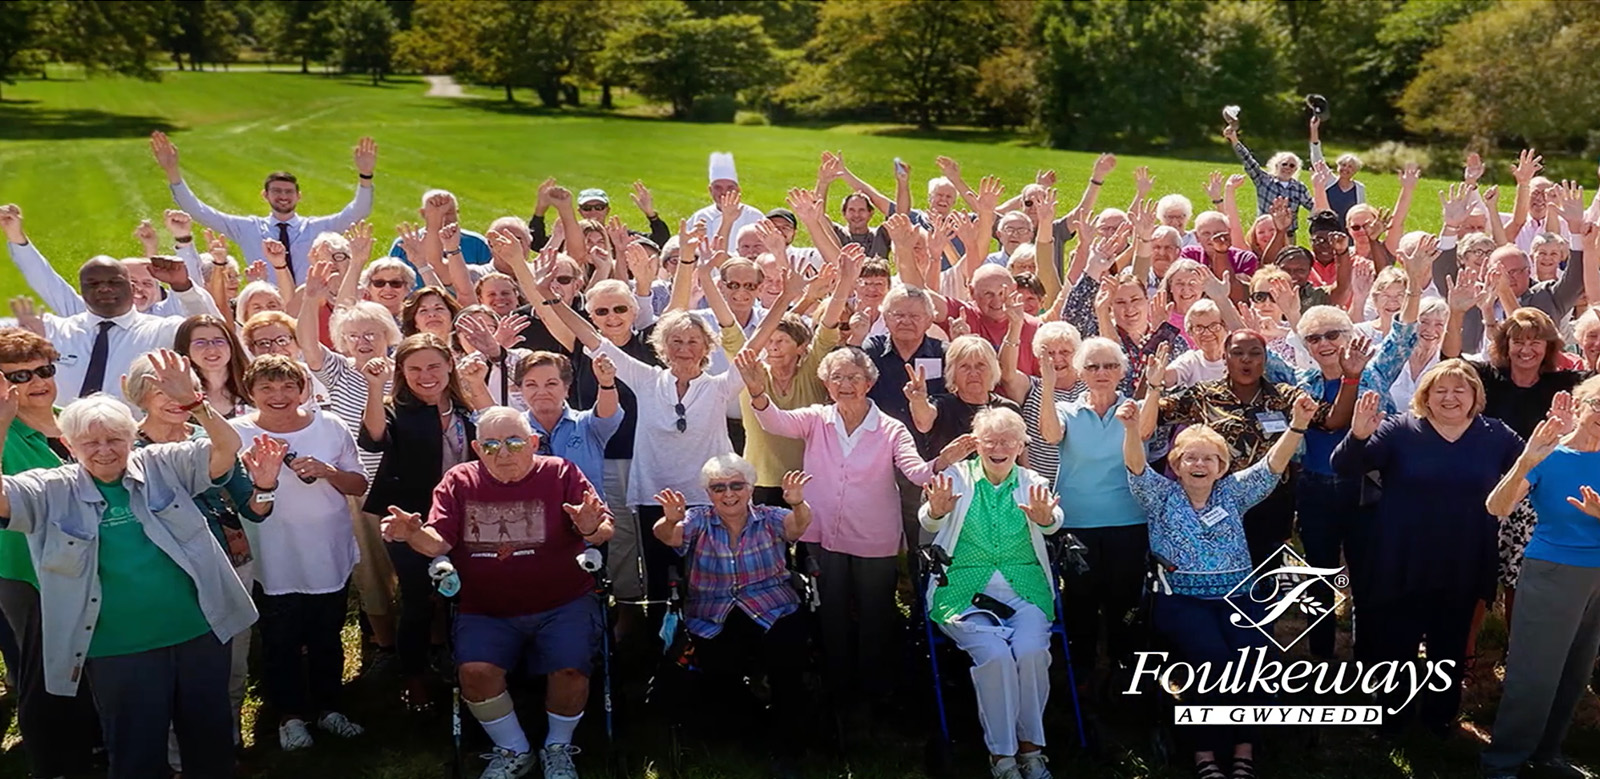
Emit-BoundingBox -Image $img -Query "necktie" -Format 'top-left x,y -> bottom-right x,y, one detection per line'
79,320 -> 115,397
276,222 -> 294,281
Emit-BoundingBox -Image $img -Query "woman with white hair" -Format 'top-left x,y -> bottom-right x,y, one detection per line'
1224,120 -> 1313,237
907,336 -> 1019,460
1165,299 -> 1228,389
1001,320 -> 1087,482
1574,309 -> 1600,372
652,458 -> 814,775
0,354 -> 252,779
921,407 -> 1062,779
359,258 -> 418,318
736,345 -> 974,729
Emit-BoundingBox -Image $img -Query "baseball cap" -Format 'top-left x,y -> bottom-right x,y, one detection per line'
765,207 -> 797,228
578,188 -> 609,206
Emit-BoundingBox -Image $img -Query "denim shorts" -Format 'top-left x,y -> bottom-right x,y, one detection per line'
453,594 -> 602,676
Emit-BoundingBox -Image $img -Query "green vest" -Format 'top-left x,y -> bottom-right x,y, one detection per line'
930,463 -> 1053,623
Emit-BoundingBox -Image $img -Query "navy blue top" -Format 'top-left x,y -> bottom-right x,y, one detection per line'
1331,413 -> 1522,604
863,334 -> 947,427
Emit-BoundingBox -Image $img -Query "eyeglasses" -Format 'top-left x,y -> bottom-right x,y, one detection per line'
1177,452 -> 1223,465
579,203 -> 607,212
252,336 -> 293,351
1081,362 -> 1122,373
1000,226 -> 1032,237
827,373 -> 868,385
330,251 -> 351,263
369,278 -> 408,289
2,363 -> 57,384
1023,200 -> 1036,208
1190,322 -> 1226,335
885,311 -> 925,321
591,304 -> 631,317
1347,222 -> 1373,233
190,337 -> 232,350
1250,291 -> 1276,303
553,275 -> 578,286
1310,233 -> 1348,246
1578,397 -> 1600,411
343,331 -> 380,343
478,436 -> 530,455
673,402 -> 687,433
723,280 -> 760,292
1303,329 -> 1346,345
708,481 -> 749,494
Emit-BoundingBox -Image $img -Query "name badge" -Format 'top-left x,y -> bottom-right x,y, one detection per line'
1256,410 -> 1288,435
914,357 -> 943,382
58,353 -> 81,367
1199,506 -> 1229,527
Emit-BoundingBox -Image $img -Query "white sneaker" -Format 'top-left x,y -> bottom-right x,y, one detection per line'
1019,751 -> 1053,779
991,757 -> 1023,779
316,711 -> 365,739
478,747 -> 537,779
278,718 -> 314,751
541,743 -> 581,779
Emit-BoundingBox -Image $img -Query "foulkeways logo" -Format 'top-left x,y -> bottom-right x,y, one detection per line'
1122,545 -> 1457,726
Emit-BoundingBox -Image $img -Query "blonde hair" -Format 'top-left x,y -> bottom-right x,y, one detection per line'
1410,358 -> 1486,419
648,310 -> 717,369
1573,375 -> 1600,408
943,335 -> 1000,388
1250,265 -> 1291,292
1171,424 -> 1231,470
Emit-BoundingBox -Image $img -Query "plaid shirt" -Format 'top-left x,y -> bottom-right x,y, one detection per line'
677,504 -> 799,639
1235,141 -> 1314,235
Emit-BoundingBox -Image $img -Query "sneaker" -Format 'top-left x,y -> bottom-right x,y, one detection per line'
316,711 -> 365,739
478,747 -> 537,779
991,757 -> 1024,779
278,719 -> 314,751
1019,751 -> 1053,779
541,743 -> 581,779
1530,756 -> 1594,779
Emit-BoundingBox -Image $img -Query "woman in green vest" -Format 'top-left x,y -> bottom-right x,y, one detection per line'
921,407 -> 1063,779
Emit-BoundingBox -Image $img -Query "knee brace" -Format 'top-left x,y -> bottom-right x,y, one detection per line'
466,691 -> 515,722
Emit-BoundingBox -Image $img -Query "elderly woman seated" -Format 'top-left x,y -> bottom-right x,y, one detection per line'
651,456 -> 814,777
1117,392 -> 1314,779
920,407 -> 1063,779
0,353 -> 256,779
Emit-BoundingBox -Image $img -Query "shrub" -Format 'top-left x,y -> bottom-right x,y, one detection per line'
1361,141 -> 1434,175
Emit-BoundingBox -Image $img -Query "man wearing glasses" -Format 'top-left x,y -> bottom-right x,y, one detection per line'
150,132 -> 376,284
1177,210 -> 1259,303
530,184 -> 671,250
988,211 -> 1035,267
383,406 -> 612,779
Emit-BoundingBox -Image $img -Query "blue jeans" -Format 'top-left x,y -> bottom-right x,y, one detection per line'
1153,593 -> 1270,757
1294,471 -> 1365,659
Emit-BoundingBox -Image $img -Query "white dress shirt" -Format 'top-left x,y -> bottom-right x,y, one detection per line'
44,286 -> 217,403
9,241 -> 208,318
687,202 -> 766,245
169,180 -> 373,284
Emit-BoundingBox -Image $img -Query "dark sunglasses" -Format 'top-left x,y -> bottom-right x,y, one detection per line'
369,278 -> 408,289
723,280 -> 760,292
2,363 -> 57,384
1304,329 -> 1346,345
579,203 -> 607,212
554,275 -> 578,286
1250,291 -> 1276,303
591,304 -> 631,317
674,402 -> 687,433
708,481 -> 749,494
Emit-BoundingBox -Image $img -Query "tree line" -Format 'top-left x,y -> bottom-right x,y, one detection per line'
3,0 -> 1598,156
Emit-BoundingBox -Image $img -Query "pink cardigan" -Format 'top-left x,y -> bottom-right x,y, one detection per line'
752,402 -> 938,558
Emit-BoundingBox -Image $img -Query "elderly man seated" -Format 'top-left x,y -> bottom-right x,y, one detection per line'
383,407 -> 614,779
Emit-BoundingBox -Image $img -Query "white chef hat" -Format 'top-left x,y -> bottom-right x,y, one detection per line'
708,152 -> 738,184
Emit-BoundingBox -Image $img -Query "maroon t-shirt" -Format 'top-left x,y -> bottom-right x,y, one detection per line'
428,458 -> 601,617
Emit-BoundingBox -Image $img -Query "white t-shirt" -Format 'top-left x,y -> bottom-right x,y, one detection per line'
230,410 -> 364,595
1168,350 -> 1226,389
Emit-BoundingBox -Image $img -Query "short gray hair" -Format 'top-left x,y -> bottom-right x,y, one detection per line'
1335,153 -> 1363,172
648,310 -> 717,368
475,406 -> 532,437
816,346 -> 878,386
236,281 -> 282,314
1297,305 -> 1353,337
882,285 -> 936,318
312,231 -> 351,256
329,301 -> 403,350
360,257 -> 419,289
700,454 -> 756,491
1156,193 -> 1193,222
121,352 -> 200,411
1073,336 -> 1128,374
1032,321 -> 1081,359
59,394 -> 138,447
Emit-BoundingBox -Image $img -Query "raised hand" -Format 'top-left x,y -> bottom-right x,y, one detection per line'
245,260 -> 268,283
786,186 -> 822,224
1440,182 -> 1474,229
262,237 -> 289,270
382,505 -> 424,542
1547,391 -> 1575,435
1463,152 -> 1485,185
733,348 -> 769,397
592,353 -> 618,387
361,355 -> 394,389
149,349 -> 201,405
304,260 -> 340,301
562,490 -> 607,533
1037,186 -> 1060,228
1019,484 -> 1060,526
1268,276 -> 1300,320
241,434 -> 288,488
1133,166 -> 1154,199
1350,390 -> 1384,440
148,255 -> 193,289
1226,173 -> 1246,192
1201,268 -> 1232,302
1091,153 -> 1117,182
975,175 -> 1003,214
454,313 -> 498,356
923,472 -> 961,519
1445,269 -> 1484,313
1481,184 -> 1501,213
1310,160 -> 1332,190
396,222 -> 427,261
935,155 -> 961,180
1204,170 -> 1224,203
456,354 -> 489,389
1566,485 -> 1600,520
1144,342 -> 1171,389
1340,334 -> 1373,379
780,470 -> 813,506
1270,196 -> 1293,232
1558,181 -> 1587,228
1114,398 -> 1139,428
717,189 -> 742,217
903,363 -> 929,402
0,204 -> 23,245
439,222 -> 462,255
1349,258 -> 1375,303
1401,232 -> 1441,284
1522,416 -> 1564,467
630,180 -> 656,217
149,131 -> 180,175
1035,169 -> 1057,188
494,313 -> 530,349
1511,148 -> 1543,185
1398,162 -> 1421,190
353,136 -> 378,177
655,488 -> 689,523
344,219 -> 373,264
1290,391 -> 1318,430
423,191 -> 455,227
133,219 -> 159,255
8,297 -> 44,337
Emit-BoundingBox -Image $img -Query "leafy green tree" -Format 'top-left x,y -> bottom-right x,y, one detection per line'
31,0 -> 165,82
264,0 -> 337,73
331,0 -> 397,84
0,1 -> 48,100
600,2 -> 781,119
156,0 -> 241,72
687,0 -> 819,50
1198,1 -> 1295,138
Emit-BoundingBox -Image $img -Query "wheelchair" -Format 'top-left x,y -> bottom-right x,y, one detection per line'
434,551 -> 623,779
915,533 -> 1091,778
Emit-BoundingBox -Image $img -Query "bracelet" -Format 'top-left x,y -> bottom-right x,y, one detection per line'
271,264 -> 288,271
444,249 -> 461,257
174,236 -> 194,244
1211,199 -> 1223,205
253,483 -> 279,492
541,298 -> 561,307
210,260 -> 228,267
1340,376 -> 1360,386
1089,178 -> 1104,186
579,525 -> 603,539
359,173 -> 374,180
1289,427 -> 1308,435
597,383 -> 617,390
178,394 -> 207,412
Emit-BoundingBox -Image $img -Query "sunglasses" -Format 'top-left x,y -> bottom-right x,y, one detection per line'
190,337 -> 232,350
674,402 -> 687,433
579,203 -> 607,212
369,278 -> 408,289
1082,362 -> 1121,373
478,436 -> 530,455
2,363 -> 57,384
252,336 -> 293,351
723,280 -> 760,292
554,275 -> 578,286
708,481 -> 749,494
1310,233 -> 1348,246
1250,291 -> 1276,303
1347,222 -> 1372,233
1304,329 -> 1346,345
343,331 -> 380,343
591,304 -> 631,317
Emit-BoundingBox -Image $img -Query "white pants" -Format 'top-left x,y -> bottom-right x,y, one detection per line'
603,458 -> 644,600
936,575 -> 1052,757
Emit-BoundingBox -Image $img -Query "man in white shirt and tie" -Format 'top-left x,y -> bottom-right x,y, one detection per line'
5,206 -> 207,321
150,131 -> 377,284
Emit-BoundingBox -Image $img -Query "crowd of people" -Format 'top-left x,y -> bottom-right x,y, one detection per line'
0,114 -> 1598,779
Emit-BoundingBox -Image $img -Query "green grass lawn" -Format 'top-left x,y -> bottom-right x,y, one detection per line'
2,70 -> 1599,779
0,69 -> 1474,300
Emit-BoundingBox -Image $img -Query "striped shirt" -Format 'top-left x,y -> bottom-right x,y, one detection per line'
1020,376 -> 1087,485
311,349 -> 386,481
677,504 -> 799,639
